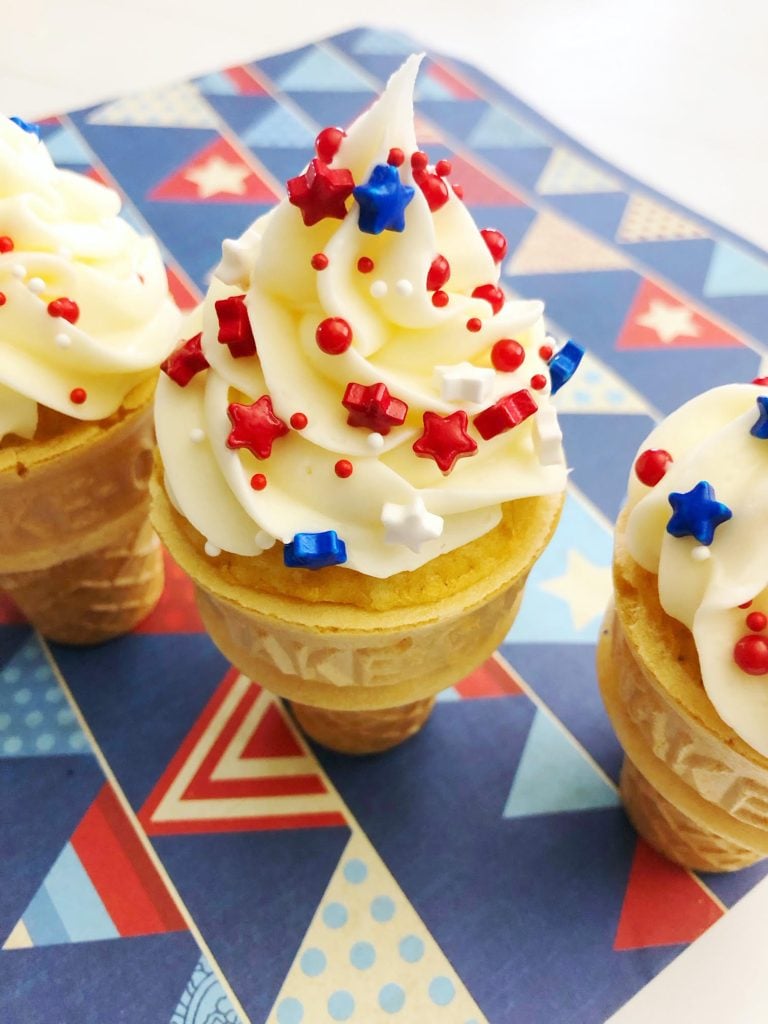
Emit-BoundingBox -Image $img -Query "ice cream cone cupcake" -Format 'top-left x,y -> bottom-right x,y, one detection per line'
598,384 -> 768,870
152,56 -> 579,754
0,116 -> 180,644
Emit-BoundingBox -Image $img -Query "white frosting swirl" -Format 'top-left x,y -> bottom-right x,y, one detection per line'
155,56 -> 567,578
0,116 -> 180,439
625,383 -> 768,756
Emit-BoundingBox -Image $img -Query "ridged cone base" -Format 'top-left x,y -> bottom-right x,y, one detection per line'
291,696 -> 437,755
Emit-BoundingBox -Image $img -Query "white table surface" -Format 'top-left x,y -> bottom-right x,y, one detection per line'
4,3 -> 768,1020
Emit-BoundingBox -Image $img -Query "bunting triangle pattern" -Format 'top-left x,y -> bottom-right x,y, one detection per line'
242,105 -> 316,148
448,154 -> 526,206
422,61 -> 480,101
536,147 -> 622,195
4,784 -> 185,949
614,841 -> 724,950
147,137 -> 280,203
43,124 -> 91,165
437,656 -> 525,701
616,278 -> 744,350
502,710 -> 619,817
505,210 -> 630,275
703,241 -> 768,297
351,29 -> 416,55
469,106 -> 547,150
138,670 -> 347,834
277,48 -> 374,93
267,831 -> 488,1024
617,193 -> 707,244
171,954 -> 245,1024
164,266 -> 202,313
552,350 -> 650,414
0,635 -> 88,758
87,82 -> 218,129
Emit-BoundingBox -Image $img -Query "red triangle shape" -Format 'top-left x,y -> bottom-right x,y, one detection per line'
0,594 -> 24,624
449,155 -> 526,207
616,278 -> 743,350
427,61 -> 481,100
224,65 -> 269,95
241,702 -> 305,758
614,838 -> 724,950
85,166 -> 109,186
455,657 -> 524,698
165,266 -> 202,312
148,137 -> 279,204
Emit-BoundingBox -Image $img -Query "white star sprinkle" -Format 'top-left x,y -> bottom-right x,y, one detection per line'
381,496 -> 444,553
434,362 -> 494,404
532,406 -> 563,465
215,238 -> 251,287
636,299 -> 699,344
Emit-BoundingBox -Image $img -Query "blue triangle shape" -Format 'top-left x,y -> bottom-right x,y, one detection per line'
503,710 -> 619,817
351,29 -> 416,55
0,636 -> 88,758
196,71 -> 237,96
171,955 -> 245,1024
278,48 -> 374,93
44,126 -> 91,166
415,74 -> 456,101
468,107 -> 547,150
242,105 -> 315,149
703,242 -> 768,297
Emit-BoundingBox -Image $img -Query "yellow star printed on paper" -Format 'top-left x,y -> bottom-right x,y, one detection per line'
540,549 -> 612,632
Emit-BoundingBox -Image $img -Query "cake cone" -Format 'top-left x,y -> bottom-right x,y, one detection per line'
0,379 -> 163,645
597,519 -> 768,872
153,468 -> 560,754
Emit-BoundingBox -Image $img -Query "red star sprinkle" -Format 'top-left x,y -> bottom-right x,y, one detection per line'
161,332 -> 209,387
480,229 -> 508,264
342,382 -> 408,434
426,255 -> 450,291
47,297 -> 79,324
472,284 -> 505,315
413,410 -> 477,473
315,127 -> 346,164
215,294 -> 256,358
226,396 -> 289,459
753,377 -> 768,386
473,390 -> 537,440
287,158 -> 354,227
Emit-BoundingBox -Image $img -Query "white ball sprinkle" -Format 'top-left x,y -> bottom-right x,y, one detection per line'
10,264 -> 25,279
366,432 -> 385,451
395,279 -> 413,297
204,541 -> 221,557
370,280 -> 388,298
190,428 -> 205,444
27,277 -> 45,294
54,333 -> 71,349
255,531 -> 276,550
691,545 -> 711,562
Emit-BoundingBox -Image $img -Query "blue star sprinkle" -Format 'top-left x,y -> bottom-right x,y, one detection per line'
10,116 -> 40,139
353,164 -> 414,234
548,340 -> 584,395
666,480 -> 732,546
750,395 -> 768,439
284,530 -> 347,570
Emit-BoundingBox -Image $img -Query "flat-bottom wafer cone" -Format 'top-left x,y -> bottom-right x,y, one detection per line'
0,379 -> 163,645
153,467 -> 561,754
598,578 -> 768,870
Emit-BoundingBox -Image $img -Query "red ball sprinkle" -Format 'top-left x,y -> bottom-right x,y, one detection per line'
432,290 -> 449,308
466,317 -> 482,333
0,236 -> 14,253
0,293 -> 5,307
634,449 -> 673,488
491,339 -> 525,372
739,600 -> 754,609
250,473 -> 267,491
480,228 -> 508,264
357,256 -> 374,274
334,459 -> 353,479
290,412 -> 308,430
387,147 -> 404,167
452,184 -> 464,199
530,374 -> 547,391
411,150 -> 429,171
414,169 -> 449,212
747,612 -> 767,632
316,317 -> 353,355
69,388 -> 87,405
315,126 -> 345,164
426,255 -> 450,292
753,377 -> 768,386
311,253 -> 329,271
472,284 -> 505,315
47,297 -> 80,324
734,634 -> 768,675
435,159 -> 452,177
539,344 -> 554,361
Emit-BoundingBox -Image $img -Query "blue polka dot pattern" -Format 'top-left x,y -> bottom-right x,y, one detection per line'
299,947 -> 326,977
342,858 -> 368,884
276,997 -> 304,1024
398,935 -> 424,963
349,940 -> 376,970
322,902 -> 348,929
327,990 -> 355,1021
379,983 -> 406,1014
429,976 -> 456,1006
370,895 -> 395,922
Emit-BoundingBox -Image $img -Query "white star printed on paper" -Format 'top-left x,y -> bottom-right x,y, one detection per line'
539,550 -> 612,631
434,362 -> 495,404
381,496 -> 444,553
185,156 -> 251,199
636,299 -> 699,344
532,406 -> 563,466
214,238 -> 251,286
